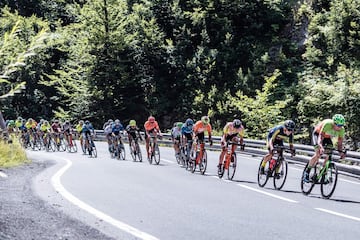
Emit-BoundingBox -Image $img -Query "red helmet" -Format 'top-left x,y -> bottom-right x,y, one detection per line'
148,116 -> 155,123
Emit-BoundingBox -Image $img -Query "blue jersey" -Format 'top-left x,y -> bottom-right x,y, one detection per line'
82,123 -> 94,133
267,125 -> 293,144
112,124 -> 124,135
181,125 -> 193,135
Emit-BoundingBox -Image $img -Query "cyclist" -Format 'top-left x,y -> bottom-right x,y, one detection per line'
40,120 -> 52,146
125,120 -> 143,150
218,119 -> 245,169
25,118 -> 38,144
144,116 -> 162,160
15,117 -> 23,136
82,120 -> 95,152
260,120 -> 296,174
76,120 -> 85,148
171,122 -> 183,159
303,114 -> 346,182
104,119 -> 114,153
112,119 -> 125,156
193,116 -> 213,146
181,118 -> 195,162
51,119 -> 62,145
62,120 -> 72,146
6,119 -> 16,134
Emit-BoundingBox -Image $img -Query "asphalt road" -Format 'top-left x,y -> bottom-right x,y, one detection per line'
7,141 -> 360,239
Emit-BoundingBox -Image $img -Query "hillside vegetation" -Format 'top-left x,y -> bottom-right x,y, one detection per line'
0,0 -> 359,148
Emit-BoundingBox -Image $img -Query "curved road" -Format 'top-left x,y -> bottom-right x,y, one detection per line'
27,141 -> 360,240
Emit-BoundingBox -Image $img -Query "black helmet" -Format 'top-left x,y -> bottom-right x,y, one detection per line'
233,119 -> 242,129
284,120 -> 295,131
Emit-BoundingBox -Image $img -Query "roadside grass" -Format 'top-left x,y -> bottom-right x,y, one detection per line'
0,137 -> 29,168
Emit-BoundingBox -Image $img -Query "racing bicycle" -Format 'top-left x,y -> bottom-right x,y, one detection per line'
301,146 -> 345,199
257,145 -> 293,190
218,141 -> 245,180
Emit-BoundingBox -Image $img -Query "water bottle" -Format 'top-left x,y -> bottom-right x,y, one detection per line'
270,159 -> 276,170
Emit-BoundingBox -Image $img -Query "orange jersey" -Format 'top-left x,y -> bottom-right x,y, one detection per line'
144,121 -> 160,132
193,120 -> 212,135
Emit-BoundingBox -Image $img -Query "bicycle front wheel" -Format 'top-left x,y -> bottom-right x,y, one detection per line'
136,143 -> 142,162
257,158 -> 269,187
273,159 -> 288,190
301,163 -> 317,195
199,150 -> 207,175
154,144 -> 160,165
119,145 -> 126,160
320,162 -> 338,199
227,153 -> 237,180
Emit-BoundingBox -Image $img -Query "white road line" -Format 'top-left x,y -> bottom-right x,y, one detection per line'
52,159 -> 160,240
315,208 -> 360,222
237,184 -> 298,203
340,178 -> 360,185
0,171 -> 8,178
161,159 -> 174,164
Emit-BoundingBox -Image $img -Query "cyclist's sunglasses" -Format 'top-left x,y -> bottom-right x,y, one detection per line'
335,124 -> 344,127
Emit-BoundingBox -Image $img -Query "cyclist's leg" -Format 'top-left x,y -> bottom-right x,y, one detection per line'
145,134 -> 150,158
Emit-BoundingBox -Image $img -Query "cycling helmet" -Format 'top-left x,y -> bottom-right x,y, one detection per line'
176,122 -> 183,128
332,114 -> 345,126
185,118 -> 194,127
79,120 -> 84,124
65,120 -> 70,124
115,119 -> 120,124
148,116 -> 155,123
284,120 -> 295,131
8,120 -> 15,125
17,116 -> 23,121
54,119 -> 59,123
201,116 -> 210,124
129,120 -> 136,126
233,119 -> 242,129
108,119 -> 113,123
85,120 -> 90,125
44,120 -> 49,125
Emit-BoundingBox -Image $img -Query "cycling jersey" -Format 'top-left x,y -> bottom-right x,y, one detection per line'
62,123 -> 71,132
193,121 -> 212,135
267,125 -> 293,146
76,124 -> 83,134
15,120 -> 22,128
40,124 -> 51,132
104,124 -> 113,135
223,122 -> 244,137
314,119 -> 345,139
51,123 -> 61,133
126,125 -> 141,140
171,126 -> 181,139
25,121 -> 37,130
112,124 -> 124,135
144,120 -> 160,132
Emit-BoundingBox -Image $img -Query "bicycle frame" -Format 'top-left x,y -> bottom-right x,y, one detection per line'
301,146 -> 343,199
258,145 -> 290,190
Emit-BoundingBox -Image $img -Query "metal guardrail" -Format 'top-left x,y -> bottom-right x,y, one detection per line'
94,130 -> 360,177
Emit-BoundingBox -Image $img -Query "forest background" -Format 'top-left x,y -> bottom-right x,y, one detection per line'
0,0 -> 359,149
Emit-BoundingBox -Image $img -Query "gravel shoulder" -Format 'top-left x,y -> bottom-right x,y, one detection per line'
0,160 -> 115,240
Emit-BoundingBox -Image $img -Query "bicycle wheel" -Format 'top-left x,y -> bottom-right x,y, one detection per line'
218,156 -> 225,179
320,163 -> 338,199
273,159 -> 288,190
199,150 -> 207,175
257,158 -> 270,187
227,153 -> 237,180
70,140 -> 78,152
136,143 -> 142,162
119,144 -> 126,160
154,144 -> 160,165
59,139 -> 66,152
90,145 -> 97,158
301,163 -> 317,195
130,143 -> 136,161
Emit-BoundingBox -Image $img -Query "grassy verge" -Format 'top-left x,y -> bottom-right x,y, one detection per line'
0,137 -> 29,168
